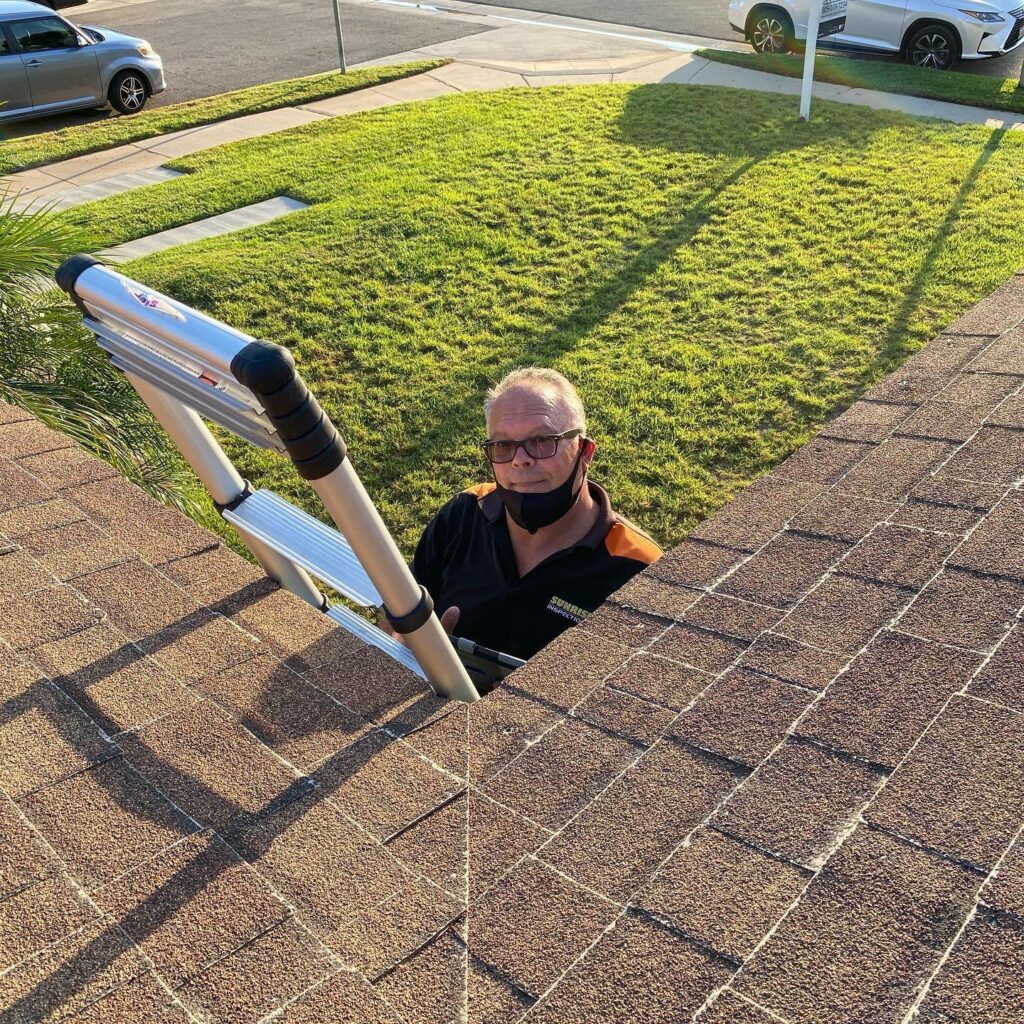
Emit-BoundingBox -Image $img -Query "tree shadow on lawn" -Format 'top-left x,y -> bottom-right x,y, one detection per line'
370,85 -> 884,507
863,127 -> 1008,384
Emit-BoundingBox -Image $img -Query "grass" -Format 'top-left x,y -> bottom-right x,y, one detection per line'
0,61 -> 448,176
698,47 -> 1024,113
58,83 -> 1024,555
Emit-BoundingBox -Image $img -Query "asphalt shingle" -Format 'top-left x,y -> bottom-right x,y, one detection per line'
913,909 -> 1024,1022
635,828 -> 809,961
2,270 -> 1024,1022
715,739 -> 886,868
796,630 -> 981,768
539,739 -> 742,902
737,827 -> 980,1024
467,858 -> 617,999
671,668 -> 813,768
523,911 -> 732,1023
93,831 -> 290,988
897,567 -> 1024,652
480,716 -> 638,832
865,695 -> 1024,871
714,532 -> 848,609
688,476 -> 821,552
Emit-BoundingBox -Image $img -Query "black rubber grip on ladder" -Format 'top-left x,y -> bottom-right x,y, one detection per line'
56,253 -> 101,297
230,340 -> 346,481
56,254 -> 103,316
385,586 -> 434,635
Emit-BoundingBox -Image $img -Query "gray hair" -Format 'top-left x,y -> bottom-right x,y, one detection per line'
484,367 -> 587,434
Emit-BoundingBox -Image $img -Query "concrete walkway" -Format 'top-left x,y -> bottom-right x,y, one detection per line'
98,196 -> 310,262
5,3 -> 1023,215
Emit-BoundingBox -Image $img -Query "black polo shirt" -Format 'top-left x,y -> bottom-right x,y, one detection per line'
410,480 -> 662,660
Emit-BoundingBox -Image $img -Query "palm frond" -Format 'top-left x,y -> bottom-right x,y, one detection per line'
0,188 -> 84,286
0,193 -> 188,511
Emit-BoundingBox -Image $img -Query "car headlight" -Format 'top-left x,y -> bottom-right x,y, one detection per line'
137,40 -> 154,56
959,9 -> 1005,21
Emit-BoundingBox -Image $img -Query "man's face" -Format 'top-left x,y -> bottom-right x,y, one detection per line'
487,387 -> 590,492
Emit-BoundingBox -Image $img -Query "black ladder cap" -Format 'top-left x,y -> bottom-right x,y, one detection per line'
56,254 -> 102,296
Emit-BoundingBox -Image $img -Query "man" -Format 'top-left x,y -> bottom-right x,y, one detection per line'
408,367 -> 662,663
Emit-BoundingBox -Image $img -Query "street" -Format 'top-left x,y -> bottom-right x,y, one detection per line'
72,0 -> 1024,100
40,0 -> 738,113
75,0 -> 496,103
7,0 -> 1023,135
473,0 -> 733,40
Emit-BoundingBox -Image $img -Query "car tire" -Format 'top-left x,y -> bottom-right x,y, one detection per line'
748,7 -> 795,54
905,23 -> 961,70
108,70 -> 149,114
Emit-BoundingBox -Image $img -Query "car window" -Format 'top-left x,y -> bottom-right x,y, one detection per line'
10,16 -> 81,52
0,32 -> 9,57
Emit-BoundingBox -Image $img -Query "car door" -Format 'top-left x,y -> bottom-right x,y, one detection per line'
838,0 -> 911,51
0,24 -> 34,120
8,14 -> 102,111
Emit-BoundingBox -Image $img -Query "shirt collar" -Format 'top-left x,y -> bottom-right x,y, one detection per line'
481,479 -> 615,551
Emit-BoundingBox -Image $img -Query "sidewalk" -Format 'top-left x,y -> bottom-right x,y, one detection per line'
6,1 -> 1024,214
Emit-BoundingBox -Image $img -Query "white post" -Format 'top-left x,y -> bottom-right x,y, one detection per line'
800,0 -> 823,121
331,0 -> 347,74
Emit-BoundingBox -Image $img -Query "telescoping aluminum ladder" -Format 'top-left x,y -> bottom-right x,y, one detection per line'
56,254 -> 481,704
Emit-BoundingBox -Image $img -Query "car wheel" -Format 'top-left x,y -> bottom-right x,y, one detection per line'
906,24 -> 960,70
108,70 -> 149,114
749,9 -> 794,54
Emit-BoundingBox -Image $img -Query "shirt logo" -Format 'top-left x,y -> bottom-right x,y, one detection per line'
547,596 -> 589,624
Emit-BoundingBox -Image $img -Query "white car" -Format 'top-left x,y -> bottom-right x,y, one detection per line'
729,0 -> 1024,69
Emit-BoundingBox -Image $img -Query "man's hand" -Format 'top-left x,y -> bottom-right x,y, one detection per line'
388,605 -> 460,646
438,606 -> 460,636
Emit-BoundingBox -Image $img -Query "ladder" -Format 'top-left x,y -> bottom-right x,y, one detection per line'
57,254 -> 480,704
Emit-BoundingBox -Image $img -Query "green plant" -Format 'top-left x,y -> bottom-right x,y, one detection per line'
0,191 -> 188,508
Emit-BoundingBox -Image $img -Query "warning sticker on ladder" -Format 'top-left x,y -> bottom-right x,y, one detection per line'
122,280 -> 186,321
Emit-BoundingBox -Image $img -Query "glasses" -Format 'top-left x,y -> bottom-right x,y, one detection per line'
482,428 -> 582,464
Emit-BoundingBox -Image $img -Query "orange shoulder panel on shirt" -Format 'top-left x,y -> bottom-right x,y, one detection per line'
605,522 -> 662,564
462,482 -> 497,498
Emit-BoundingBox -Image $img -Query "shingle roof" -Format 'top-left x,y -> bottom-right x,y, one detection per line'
1,271 -> 1024,1022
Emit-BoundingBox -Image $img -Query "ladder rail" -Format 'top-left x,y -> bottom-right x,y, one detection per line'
127,374 -> 325,609
67,260 -> 253,376
57,254 -> 480,703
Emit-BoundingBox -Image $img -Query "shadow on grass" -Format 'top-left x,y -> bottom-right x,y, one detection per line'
368,84 -> 884,500
863,127 -> 1007,383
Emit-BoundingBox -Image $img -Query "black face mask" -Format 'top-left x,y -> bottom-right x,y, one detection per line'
494,447 -> 586,535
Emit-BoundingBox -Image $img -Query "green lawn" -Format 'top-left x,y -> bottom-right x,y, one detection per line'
698,47 -> 1024,113
59,84 -> 1024,554
0,61 -> 448,176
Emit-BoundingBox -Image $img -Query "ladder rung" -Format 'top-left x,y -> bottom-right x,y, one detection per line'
109,354 -> 284,452
93,321 -> 284,451
223,489 -> 382,607
326,602 -> 427,680
86,311 -> 258,410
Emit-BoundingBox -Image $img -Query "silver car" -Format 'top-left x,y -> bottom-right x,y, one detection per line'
0,0 -> 165,122
729,0 -> 1024,70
